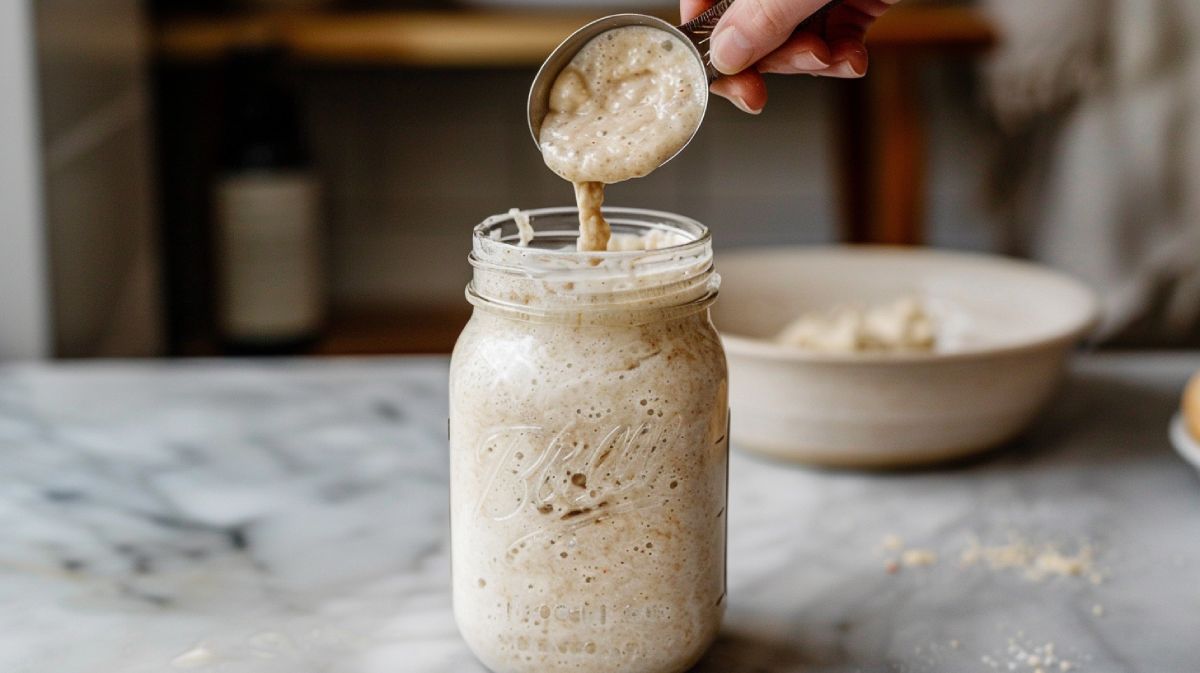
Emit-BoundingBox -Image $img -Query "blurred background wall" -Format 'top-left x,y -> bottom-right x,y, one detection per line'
0,1 -> 50,360
35,0 -> 162,358
2,0 -> 1197,359
293,65 -> 993,308
147,0 -> 1002,357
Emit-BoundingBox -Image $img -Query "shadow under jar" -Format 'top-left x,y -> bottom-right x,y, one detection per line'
450,208 -> 729,673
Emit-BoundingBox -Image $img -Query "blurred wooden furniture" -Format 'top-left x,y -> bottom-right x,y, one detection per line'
158,5 -> 996,249
155,4 -> 996,355
157,9 -> 678,66
837,5 -> 997,245
313,307 -> 470,356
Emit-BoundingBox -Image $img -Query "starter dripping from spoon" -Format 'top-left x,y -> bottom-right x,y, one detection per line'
535,25 -> 708,251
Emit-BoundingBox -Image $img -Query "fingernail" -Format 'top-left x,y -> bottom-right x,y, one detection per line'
831,59 -> 865,78
730,95 -> 762,115
792,50 -> 830,71
711,26 -> 754,74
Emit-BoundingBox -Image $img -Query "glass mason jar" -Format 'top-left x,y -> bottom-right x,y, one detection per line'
449,208 -> 729,673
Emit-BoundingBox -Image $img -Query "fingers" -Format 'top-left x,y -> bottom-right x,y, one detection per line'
680,0 -> 713,23
710,0 -> 830,74
824,37 -> 868,77
824,2 -> 875,41
702,0 -> 898,111
847,0 -> 900,20
685,0 -> 766,115
756,0 -> 874,78
755,31 -> 832,74
755,33 -> 866,78
710,70 -> 768,114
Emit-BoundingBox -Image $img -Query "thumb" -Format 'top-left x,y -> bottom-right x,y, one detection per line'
710,0 -> 830,74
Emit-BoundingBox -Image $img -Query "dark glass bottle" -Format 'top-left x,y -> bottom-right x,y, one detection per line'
214,47 -> 324,354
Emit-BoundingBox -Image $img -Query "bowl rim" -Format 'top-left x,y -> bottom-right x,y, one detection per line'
716,245 -> 1100,365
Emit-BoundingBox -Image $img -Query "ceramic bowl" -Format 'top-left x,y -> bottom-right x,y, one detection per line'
712,246 -> 1099,468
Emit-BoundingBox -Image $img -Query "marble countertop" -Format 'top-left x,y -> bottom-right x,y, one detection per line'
2,354 -> 1198,673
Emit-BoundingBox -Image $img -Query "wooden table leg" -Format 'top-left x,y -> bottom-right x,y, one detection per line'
872,53 -> 925,245
834,52 -> 926,246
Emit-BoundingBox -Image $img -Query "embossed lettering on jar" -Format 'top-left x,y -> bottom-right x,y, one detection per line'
449,208 -> 729,673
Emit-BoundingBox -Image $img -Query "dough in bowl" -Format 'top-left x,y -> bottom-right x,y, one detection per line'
775,297 -> 936,354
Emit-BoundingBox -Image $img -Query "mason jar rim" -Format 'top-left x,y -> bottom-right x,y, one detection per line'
466,207 -> 718,325
472,206 -> 710,261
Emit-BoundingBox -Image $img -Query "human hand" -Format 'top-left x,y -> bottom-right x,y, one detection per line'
681,0 -> 901,113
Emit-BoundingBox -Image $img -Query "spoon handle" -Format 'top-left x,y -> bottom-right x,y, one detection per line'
679,0 -> 848,79
677,0 -> 737,37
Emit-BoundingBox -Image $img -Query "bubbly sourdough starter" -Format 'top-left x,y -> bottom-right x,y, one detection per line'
572,182 -> 611,252
450,218 -> 727,673
539,26 -> 707,251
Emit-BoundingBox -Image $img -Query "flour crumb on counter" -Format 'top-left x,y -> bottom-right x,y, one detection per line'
982,637 -> 1078,673
960,534 -> 1101,582
875,532 -> 1108,669
902,548 -> 938,567
880,533 -> 1106,583
879,534 -> 938,571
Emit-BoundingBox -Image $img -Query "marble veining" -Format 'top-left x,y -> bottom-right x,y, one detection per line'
0,355 -> 1197,673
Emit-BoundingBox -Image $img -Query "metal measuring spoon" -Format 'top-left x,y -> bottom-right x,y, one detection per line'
526,0 -> 846,148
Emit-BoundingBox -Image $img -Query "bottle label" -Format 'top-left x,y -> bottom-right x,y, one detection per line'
216,172 -> 323,339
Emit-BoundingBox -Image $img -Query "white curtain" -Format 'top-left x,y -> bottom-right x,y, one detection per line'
984,0 -> 1200,342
